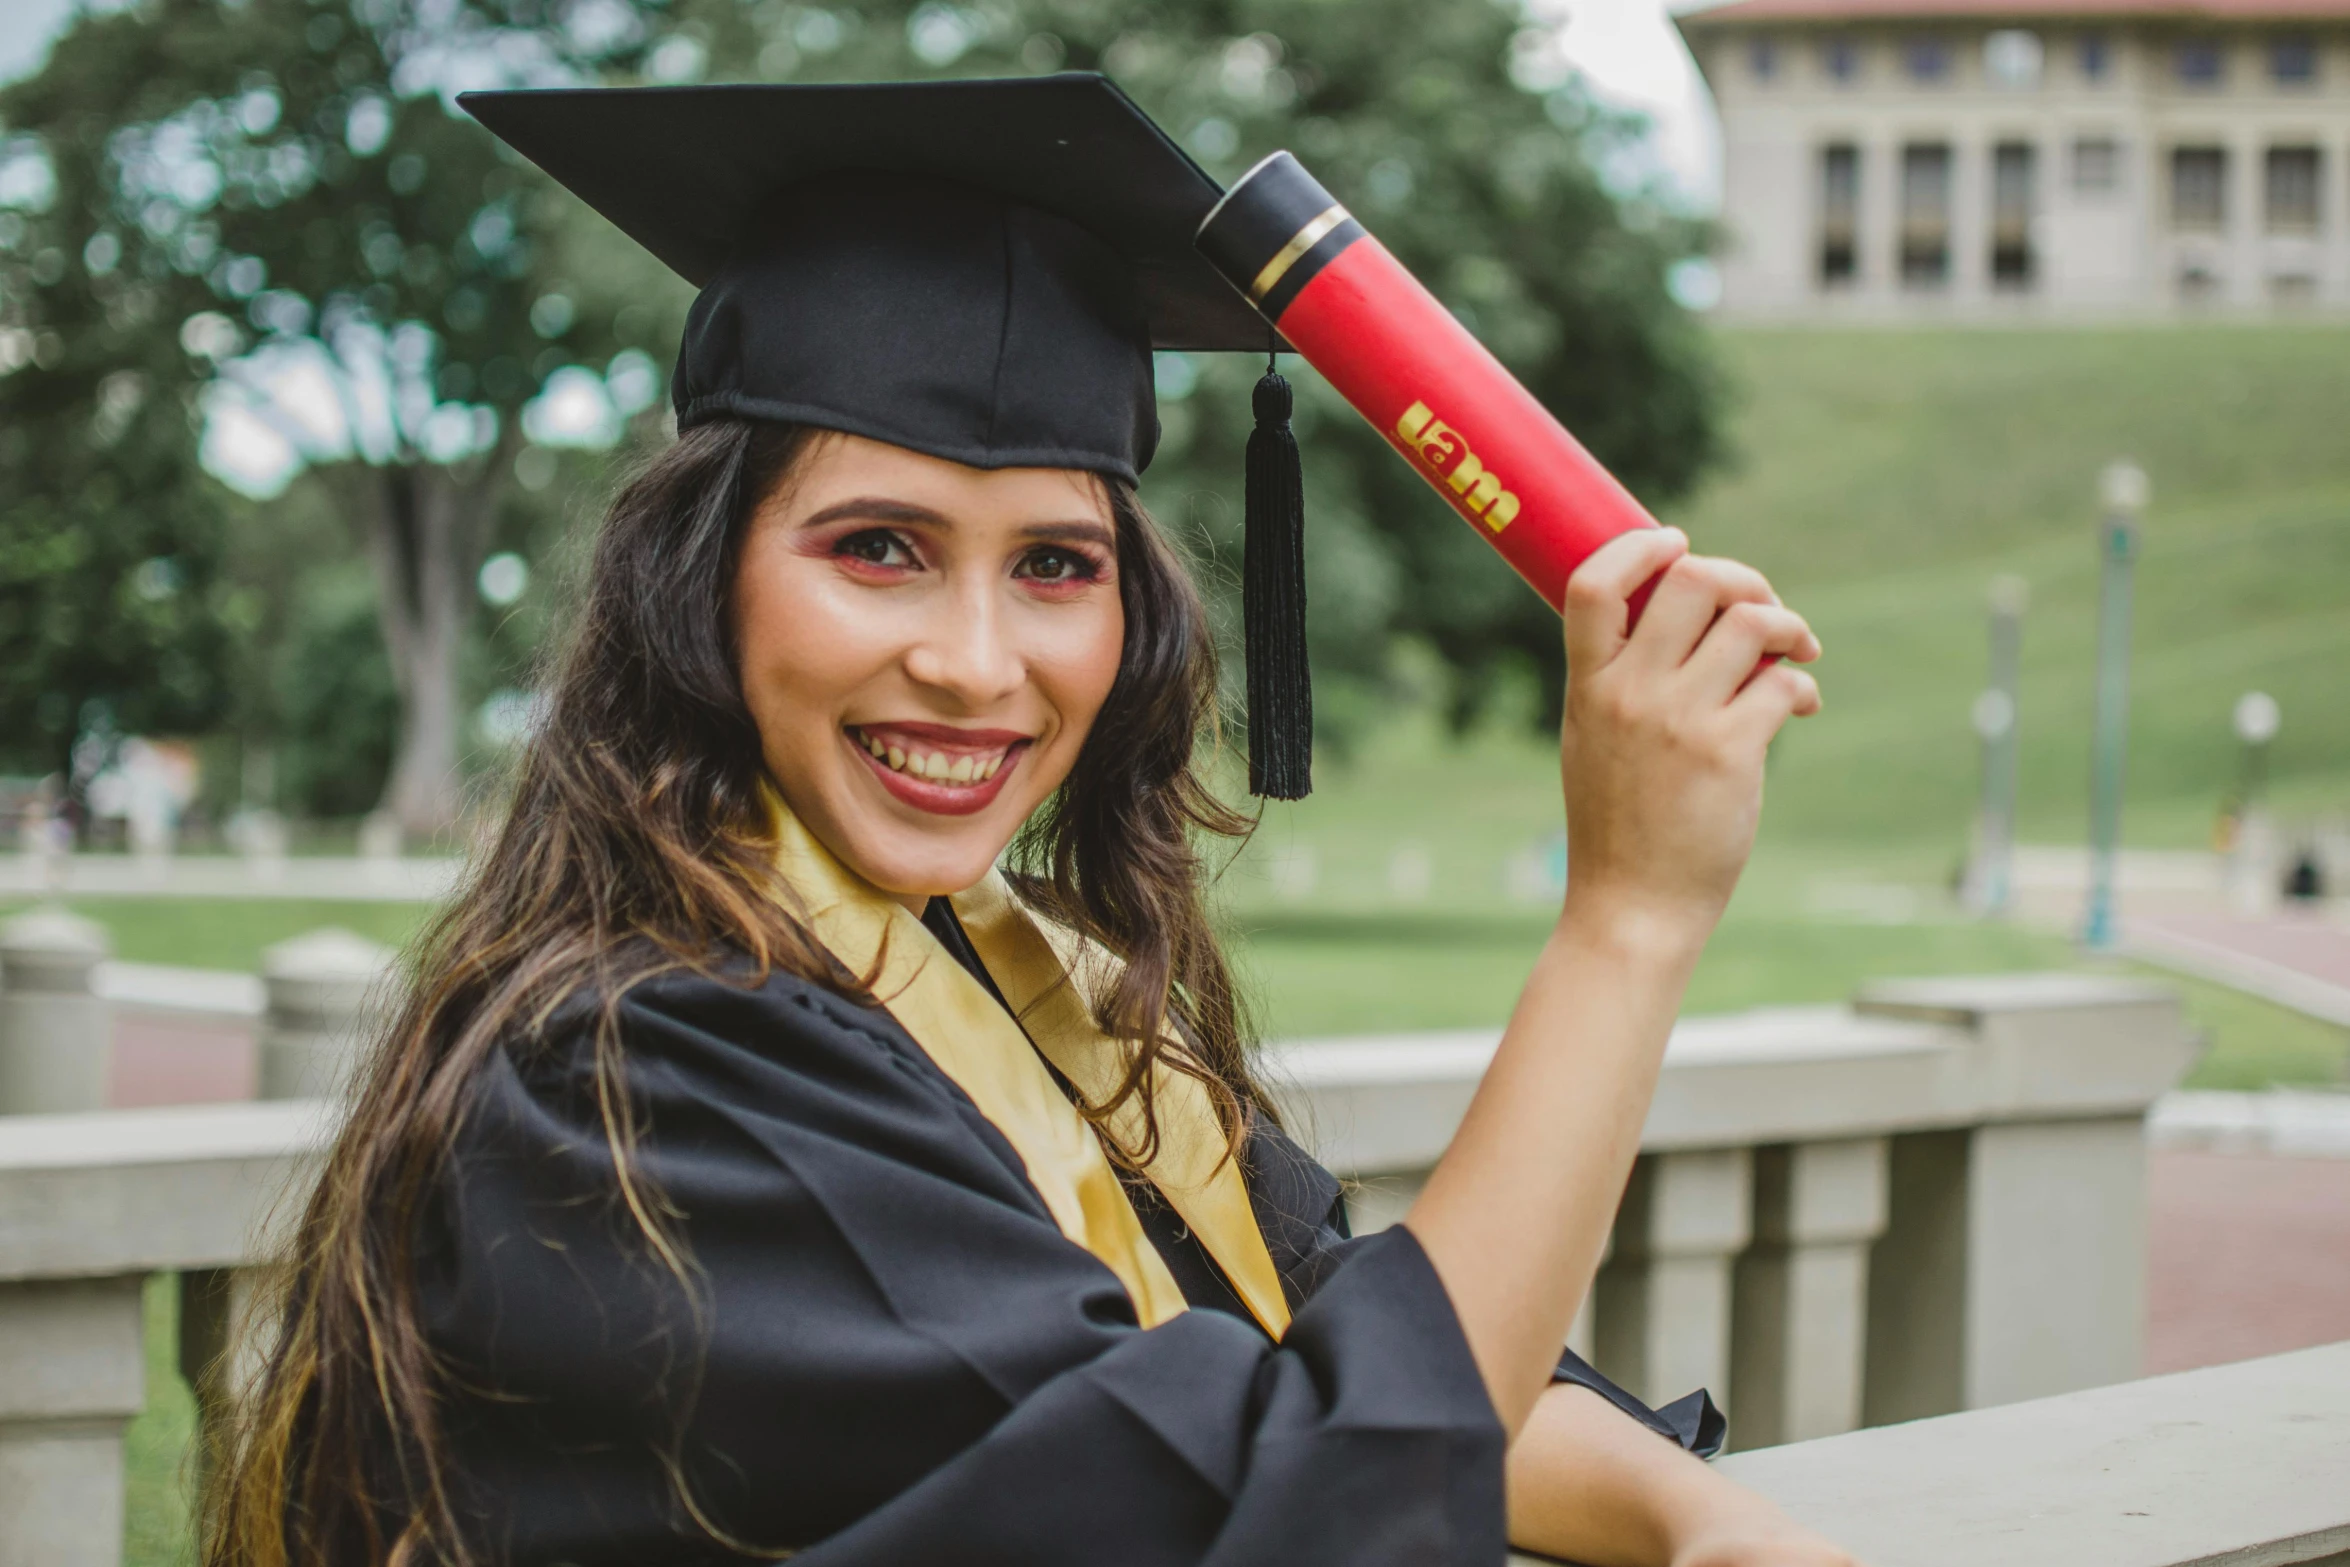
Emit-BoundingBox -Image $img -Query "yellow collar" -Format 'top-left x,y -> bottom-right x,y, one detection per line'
764,793 -> 1290,1337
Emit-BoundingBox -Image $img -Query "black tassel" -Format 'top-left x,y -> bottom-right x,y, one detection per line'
1244,359 -> 1311,800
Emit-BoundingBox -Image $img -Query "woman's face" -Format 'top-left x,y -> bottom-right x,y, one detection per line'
733,432 -> 1127,906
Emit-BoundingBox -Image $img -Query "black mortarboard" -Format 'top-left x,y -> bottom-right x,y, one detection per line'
460,75 -> 1313,797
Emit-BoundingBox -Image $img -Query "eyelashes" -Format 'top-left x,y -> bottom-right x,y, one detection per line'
832,527 -> 919,570
1012,545 -> 1108,586
824,528 -> 1110,589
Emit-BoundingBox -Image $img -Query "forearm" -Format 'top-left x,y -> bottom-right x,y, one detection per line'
1401,899 -> 1704,1436
1506,1384 -> 1776,1567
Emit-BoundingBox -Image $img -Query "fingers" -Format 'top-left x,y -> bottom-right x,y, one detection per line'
1727,659 -> 1824,741
1682,601 -> 1822,702
1622,553 -> 1780,673
1562,527 -> 1689,674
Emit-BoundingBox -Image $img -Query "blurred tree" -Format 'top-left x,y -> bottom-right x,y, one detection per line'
0,147 -> 237,797
5,0 -> 1717,827
0,0 -> 672,838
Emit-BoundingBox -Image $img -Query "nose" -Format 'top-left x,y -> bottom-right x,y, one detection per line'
901,574 -> 1026,711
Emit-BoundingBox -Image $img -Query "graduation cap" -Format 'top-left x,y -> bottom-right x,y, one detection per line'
459,75 -> 1313,799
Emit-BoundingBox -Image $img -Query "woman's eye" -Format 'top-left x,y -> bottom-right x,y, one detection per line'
836,530 -> 916,569
1017,547 -> 1099,584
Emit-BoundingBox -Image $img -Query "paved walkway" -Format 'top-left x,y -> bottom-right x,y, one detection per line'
0,851 -> 458,902
2147,1149 -> 2350,1374
2125,907 -> 2350,1028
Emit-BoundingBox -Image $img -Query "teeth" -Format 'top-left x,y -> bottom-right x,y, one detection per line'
855,729 -> 1014,787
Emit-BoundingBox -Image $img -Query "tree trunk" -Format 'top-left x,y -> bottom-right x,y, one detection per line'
359,451 -> 506,843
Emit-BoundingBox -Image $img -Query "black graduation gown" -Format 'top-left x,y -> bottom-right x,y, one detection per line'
416,935 -> 1714,1566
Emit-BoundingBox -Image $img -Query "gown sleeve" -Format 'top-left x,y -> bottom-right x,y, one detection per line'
416,966 -> 1507,1567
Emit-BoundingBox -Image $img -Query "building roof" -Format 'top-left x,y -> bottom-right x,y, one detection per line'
1678,0 -> 2350,24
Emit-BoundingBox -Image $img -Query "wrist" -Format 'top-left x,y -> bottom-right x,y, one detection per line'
1555,887 -> 1714,974
1657,1472 -> 1801,1564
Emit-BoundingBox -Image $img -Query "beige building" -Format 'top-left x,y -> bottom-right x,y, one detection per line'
1677,0 -> 2350,318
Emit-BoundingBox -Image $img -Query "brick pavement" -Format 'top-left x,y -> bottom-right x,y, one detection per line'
2146,1149 -> 2350,1374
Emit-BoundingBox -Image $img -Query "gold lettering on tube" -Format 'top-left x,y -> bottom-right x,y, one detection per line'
1394,398 -> 1519,533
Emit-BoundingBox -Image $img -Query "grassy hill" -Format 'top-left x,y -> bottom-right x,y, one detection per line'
1673,325 -> 2350,847
1211,325 -> 2348,1067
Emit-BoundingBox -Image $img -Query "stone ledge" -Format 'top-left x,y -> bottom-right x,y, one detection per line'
1514,1341 -> 2350,1567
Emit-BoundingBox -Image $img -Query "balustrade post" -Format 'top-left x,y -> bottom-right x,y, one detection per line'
1594,1148 -> 1753,1410
1730,1138 -> 1889,1448
0,1274 -> 146,1567
181,1266 -> 273,1481
1855,974 -> 2183,1422
0,909 -> 112,1115
259,929 -> 394,1101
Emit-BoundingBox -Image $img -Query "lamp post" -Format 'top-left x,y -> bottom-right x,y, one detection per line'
1967,575 -> 2028,916
2081,461 -> 2146,951
2228,691 -> 2280,914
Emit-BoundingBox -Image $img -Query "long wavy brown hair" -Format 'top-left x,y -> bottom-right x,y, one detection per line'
200,416 -> 1266,1566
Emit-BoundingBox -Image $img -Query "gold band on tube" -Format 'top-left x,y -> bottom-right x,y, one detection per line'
1248,203 -> 1353,303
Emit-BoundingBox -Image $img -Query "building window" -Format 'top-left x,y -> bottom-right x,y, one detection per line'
1985,30 -> 2044,88
1992,142 -> 2037,287
2079,33 -> 2111,81
1819,143 -> 1860,285
2073,137 -> 2121,194
2171,146 -> 2226,231
1822,35 -> 1859,83
1900,142 -> 1953,284
2266,146 -> 2321,232
2175,38 -> 2224,86
2270,35 -> 2317,84
1749,34 -> 1779,82
1903,35 -> 1951,82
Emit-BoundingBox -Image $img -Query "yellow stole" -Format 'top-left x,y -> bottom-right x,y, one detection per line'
765,796 -> 1291,1337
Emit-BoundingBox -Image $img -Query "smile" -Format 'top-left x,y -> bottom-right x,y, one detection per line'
846,723 -> 1030,817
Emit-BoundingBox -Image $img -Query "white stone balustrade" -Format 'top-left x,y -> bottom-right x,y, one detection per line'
0,967 -> 2201,1563
0,908 -> 113,1115
1271,971 -> 2200,1444
1512,1340 -> 2350,1567
257,928 -> 396,1101
0,1102 -> 323,1567
1731,1137 -> 1887,1447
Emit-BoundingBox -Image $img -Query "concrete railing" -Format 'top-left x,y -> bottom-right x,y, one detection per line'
0,909 -> 395,1115
0,922 -> 2203,1566
1512,1339 -> 2350,1567
1273,971 -> 2202,1445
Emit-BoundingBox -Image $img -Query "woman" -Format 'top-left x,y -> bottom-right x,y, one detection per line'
205,78 -> 1849,1567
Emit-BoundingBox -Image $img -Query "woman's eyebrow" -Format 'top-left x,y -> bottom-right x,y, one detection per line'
797,497 -> 948,530
1018,520 -> 1116,549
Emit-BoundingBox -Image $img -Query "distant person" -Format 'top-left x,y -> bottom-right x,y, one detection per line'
2287,851 -> 2324,902
202,80 -> 1842,1567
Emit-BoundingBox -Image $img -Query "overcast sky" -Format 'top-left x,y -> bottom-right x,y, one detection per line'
2,0 -> 1723,204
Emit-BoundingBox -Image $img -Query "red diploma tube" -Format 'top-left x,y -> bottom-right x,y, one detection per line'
1198,152 -> 1658,615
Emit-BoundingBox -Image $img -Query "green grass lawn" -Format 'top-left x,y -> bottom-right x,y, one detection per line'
0,897 -> 432,971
